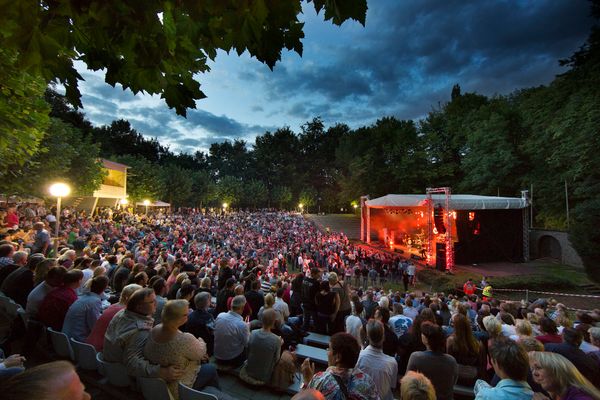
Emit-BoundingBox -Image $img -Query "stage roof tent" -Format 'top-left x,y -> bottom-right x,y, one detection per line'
365,194 -> 527,210
136,200 -> 171,207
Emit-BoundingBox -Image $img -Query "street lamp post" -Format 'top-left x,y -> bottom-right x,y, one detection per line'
222,202 -> 228,214
119,198 -> 128,210
298,203 -> 304,214
143,199 -> 150,215
49,182 -> 71,239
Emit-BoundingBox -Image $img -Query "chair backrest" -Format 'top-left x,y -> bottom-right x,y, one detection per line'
137,377 -> 174,400
47,327 -> 74,360
178,382 -> 218,400
0,294 -> 20,344
96,352 -> 132,387
70,338 -> 98,370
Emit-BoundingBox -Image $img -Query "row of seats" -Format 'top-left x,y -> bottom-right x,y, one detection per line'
46,327 -> 217,400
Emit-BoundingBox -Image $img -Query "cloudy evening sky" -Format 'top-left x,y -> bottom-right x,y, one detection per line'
72,0 -> 595,154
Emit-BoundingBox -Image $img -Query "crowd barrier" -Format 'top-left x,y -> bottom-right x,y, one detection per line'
490,287 -> 600,312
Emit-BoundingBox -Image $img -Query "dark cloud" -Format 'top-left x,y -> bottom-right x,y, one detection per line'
177,138 -> 203,147
185,109 -> 246,137
244,0 -> 594,121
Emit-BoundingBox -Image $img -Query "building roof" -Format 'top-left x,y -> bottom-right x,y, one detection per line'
365,194 -> 527,210
101,159 -> 130,172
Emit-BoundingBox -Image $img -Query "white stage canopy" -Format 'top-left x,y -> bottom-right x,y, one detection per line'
136,200 -> 171,207
365,194 -> 527,210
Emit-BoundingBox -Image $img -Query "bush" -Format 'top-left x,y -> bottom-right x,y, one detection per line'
417,269 -> 454,293
570,199 -> 600,284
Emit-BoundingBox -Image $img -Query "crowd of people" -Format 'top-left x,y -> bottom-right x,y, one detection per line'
0,202 -> 599,400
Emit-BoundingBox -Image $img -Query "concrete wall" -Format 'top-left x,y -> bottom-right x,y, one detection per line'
529,229 -> 583,268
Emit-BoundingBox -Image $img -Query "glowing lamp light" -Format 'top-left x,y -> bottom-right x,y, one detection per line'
120,198 -> 129,205
222,202 -> 228,209
49,182 -> 71,198
49,182 -> 70,239
353,204 -> 358,209
298,203 -> 304,209
143,199 -> 150,206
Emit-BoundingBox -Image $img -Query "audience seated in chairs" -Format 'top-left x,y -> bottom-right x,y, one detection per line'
473,338 -> 533,400
182,292 -> 215,356
25,265 -> 66,320
300,332 -> 379,400
103,287 -> 184,382
38,269 -> 83,331
62,276 -> 109,341
144,299 -> 224,400
86,283 -> 142,351
529,351 -> 600,399
356,319 -> 398,400
446,313 -> 481,385
406,322 -> 458,400
544,327 -> 600,387
242,308 -> 286,386
214,295 -> 249,368
1,252 -> 41,308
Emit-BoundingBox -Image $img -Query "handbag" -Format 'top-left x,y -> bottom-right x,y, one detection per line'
270,350 -> 296,390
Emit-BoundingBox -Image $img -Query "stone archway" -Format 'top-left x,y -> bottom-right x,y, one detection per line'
538,235 -> 562,260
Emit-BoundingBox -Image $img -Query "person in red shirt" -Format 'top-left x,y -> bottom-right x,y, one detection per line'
535,317 -> 563,345
5,204 -> 19,229
463,278 -> 476,296
38,270 -> 83,330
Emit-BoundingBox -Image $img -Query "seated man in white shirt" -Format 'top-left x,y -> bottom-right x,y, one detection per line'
356,319 -> 398,400
214,295 -> 250,367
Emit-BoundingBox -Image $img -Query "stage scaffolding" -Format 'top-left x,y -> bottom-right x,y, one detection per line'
426,187 -> 454,272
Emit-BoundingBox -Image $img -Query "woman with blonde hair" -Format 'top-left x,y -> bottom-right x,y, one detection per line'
144,299 -> 221,399
529,351 -> 600,400
510,319 -> 533,341
258,293 -> 282,325
400,371 -> 436,400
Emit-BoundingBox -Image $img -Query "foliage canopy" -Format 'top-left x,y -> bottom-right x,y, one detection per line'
0,0 -> 367,116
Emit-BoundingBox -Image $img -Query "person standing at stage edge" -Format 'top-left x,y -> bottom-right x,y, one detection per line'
463,278 -> 476,296
482,281 -> 493,302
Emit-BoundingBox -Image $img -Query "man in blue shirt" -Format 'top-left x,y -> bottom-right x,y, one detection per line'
62,276 -> 109,341
474,339 -> 533,400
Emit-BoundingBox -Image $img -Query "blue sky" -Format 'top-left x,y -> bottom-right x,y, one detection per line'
72,0 -> 595,154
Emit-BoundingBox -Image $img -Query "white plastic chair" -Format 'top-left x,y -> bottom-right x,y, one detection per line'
47,327 -> 74,360
178,382 -> 218,400
70,338 -> 99,370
